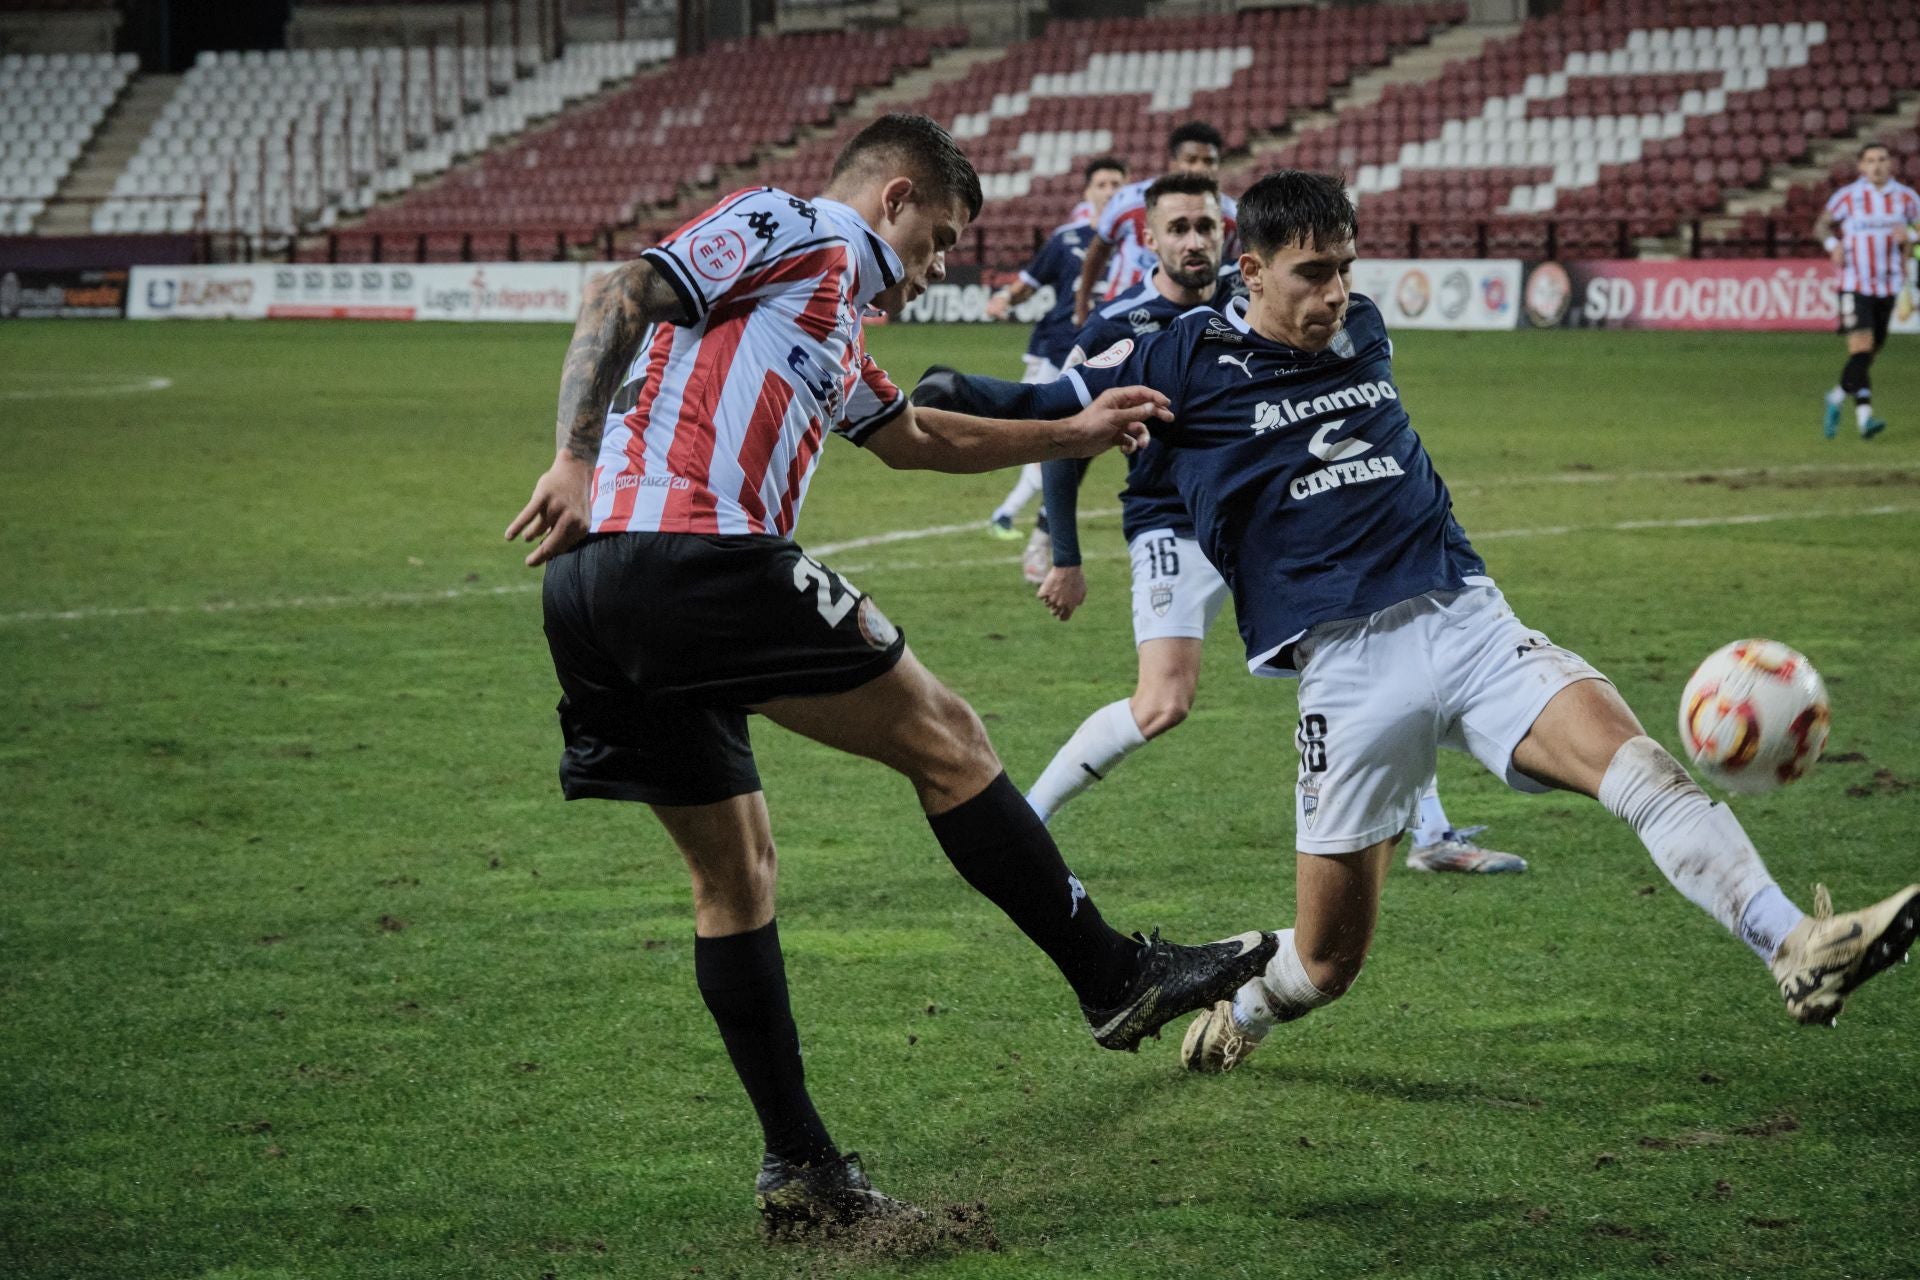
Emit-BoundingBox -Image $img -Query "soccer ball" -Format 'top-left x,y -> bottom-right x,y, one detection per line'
1678,639 -> 1830,794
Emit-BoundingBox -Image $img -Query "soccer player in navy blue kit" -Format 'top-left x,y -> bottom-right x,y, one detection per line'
1022,173 -> 1527,876
925,170 -> 1920,1071
982,155 -> 1129,548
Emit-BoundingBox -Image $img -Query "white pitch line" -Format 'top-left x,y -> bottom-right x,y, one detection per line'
4,497 -> 1916,628
0,375 -> 172,400
1454,460 -> 1913,490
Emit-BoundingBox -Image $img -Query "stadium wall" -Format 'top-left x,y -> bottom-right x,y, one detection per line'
92,260 -> 1920,334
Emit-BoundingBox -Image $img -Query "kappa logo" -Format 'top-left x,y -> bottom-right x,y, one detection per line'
1217,352 -> 1255,379
1249,402 -> 1285,435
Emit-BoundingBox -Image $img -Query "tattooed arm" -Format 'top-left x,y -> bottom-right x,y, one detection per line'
505,260 -> 686,567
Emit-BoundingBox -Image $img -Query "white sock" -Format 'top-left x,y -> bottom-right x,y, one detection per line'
1857,400 -> 1875,429
1738,884 -> 1806,962
1231,928 -> 1329,1038
1411,780 -> 1450,847
992,463 -> 1045,523
1025,699 -> 1147,823
1598,735 -> 1800,961
1827,385 -> 1846,405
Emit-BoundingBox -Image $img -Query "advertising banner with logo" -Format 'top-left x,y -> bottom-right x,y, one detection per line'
265,264 -> 420,319
892,265 -> 1055,325
1349,259 -> 1521,331
0,268 -> 127,319
411,263 -> 581,322
1517,259 -> 1918,333
129,264 -> 272,319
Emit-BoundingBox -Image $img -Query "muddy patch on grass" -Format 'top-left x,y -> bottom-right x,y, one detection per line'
1683,469 -> 1920,492
768,1201 -> 1000,1267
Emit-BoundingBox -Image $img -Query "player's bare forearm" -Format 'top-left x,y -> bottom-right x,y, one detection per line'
552,260 -> 680,461
867,394 -> 1164,473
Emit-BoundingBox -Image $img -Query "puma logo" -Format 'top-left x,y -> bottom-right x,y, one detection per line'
1217,352 -> 1255,378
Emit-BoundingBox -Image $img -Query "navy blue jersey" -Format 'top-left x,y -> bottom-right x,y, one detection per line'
1034,294 -> 1489,676
1042,282 -> 1207,566
1018,222 -> 1097,366
1210,263 -> 1247,310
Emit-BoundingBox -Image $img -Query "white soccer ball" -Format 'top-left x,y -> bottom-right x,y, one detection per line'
1678,639 -> 1830,794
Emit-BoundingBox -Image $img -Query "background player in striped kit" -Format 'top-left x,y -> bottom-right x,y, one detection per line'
503,114 -> 1276,1237
1072,121 -> 1238,327
981,154 -> 1130,542
1813,142 -> 1919,440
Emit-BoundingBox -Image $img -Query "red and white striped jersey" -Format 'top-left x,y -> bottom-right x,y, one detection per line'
1825,178 -> 1920,296
589,188 -> 907,538
1094,177 -> 1238,300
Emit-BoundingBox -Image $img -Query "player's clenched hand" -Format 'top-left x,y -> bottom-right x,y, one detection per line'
1037,565 -> 1086,621
505,455 -> 592,568
1066,385 -> 1171,456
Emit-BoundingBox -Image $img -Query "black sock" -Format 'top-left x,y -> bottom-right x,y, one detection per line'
1841,351 -> 1872,397
927,772 -> 1138,1008
694,920 -> 837,1168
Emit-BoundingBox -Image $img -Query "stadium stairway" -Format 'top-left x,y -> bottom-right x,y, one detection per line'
1218,21 -> 1521,193
34,72 -> 176,236
1690,90 -> 1920,255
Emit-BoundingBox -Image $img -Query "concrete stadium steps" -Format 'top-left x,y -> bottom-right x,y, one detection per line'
36,72 -> 177,236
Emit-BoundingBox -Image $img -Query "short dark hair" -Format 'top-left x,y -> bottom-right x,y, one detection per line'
1083,154 -> 1128,184
1144,171 -> 1221,211
1860,141 -> 1892,158
1236,170 -> 1357,257
829,113 -> 983,221
1167,121 -> 1225,156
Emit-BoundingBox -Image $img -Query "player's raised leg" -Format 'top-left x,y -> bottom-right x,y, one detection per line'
1510,677 -> 1919,1026
1405,779 -> 1527,873
753,644 -> 1276,1049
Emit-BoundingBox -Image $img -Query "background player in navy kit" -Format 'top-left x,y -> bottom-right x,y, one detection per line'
935,169 -> 1920,1074
1074,121 -> 1236,327
1022,174 -> 1526,876
982,155 -> 1129,541
503,115 -> 1276,1235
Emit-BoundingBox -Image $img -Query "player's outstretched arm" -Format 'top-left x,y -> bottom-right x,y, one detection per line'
505,260 -> 684,567
862,387 -> 1168,474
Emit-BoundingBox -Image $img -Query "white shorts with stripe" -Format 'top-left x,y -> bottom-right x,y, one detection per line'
1129,529 -> 1230,645
1292,586 -> 1609,855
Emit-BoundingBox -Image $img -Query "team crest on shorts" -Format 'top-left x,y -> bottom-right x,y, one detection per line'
1300,781 -> 1321,829
857,596 -> 899,650
1151,584 -> 1173,616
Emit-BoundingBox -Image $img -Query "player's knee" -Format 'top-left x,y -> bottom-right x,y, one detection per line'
899,681 -> 998,791
687,838 -> 778,917
1297,937 -> 1369,1000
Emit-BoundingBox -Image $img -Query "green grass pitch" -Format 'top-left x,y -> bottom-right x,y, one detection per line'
2,317 -> 1918,1279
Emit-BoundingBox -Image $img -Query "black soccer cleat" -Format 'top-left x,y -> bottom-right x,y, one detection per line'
755,1151 -> 927,1241
1082,928 -> 1278,1052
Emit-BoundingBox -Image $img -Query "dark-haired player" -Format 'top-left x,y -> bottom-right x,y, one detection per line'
1073,120 -> 1237,326
1021,174 -> 1525,874
919,169 -> 1920,1077
982,154 -> 1129,542
1814,141 -> 1918,440
505,114 -> 1276,1233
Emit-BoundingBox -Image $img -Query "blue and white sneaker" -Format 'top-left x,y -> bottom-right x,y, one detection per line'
1407,826 -> 1527,874
1823,398 -> 1841,439
1861,416 -> 1887,440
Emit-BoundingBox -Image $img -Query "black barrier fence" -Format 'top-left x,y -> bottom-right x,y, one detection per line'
0,268 -> 129,319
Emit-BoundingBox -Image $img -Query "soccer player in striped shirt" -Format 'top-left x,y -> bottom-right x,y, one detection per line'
503,114 -> 1276,1236
1813,142 -> 1919,439
1072,121 -> 1239,327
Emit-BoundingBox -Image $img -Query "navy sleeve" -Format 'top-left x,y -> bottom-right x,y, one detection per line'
1058,328 -> 1189,438
1041,457 -> 1093,568
1019,236 -> 1059,290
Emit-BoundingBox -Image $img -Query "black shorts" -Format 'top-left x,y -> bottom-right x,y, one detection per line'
1840,291 -> 1896,345
542,532 -> 907,806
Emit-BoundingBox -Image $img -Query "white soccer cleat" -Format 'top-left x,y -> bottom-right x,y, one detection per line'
1021,527 -> 1052,586
1179,999 -> 1261,1074
1770,883 -> 1920,1026
1406,826 -> 1527,874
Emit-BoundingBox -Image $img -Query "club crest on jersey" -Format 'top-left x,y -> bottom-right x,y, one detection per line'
1330,328 -> 1356,358
1085,338 -> 1134,369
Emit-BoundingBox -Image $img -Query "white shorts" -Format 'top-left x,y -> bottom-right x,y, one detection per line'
1021,354 -> 1062,384
1129,528 -> 1230,645
1292,585 -> 1609,855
